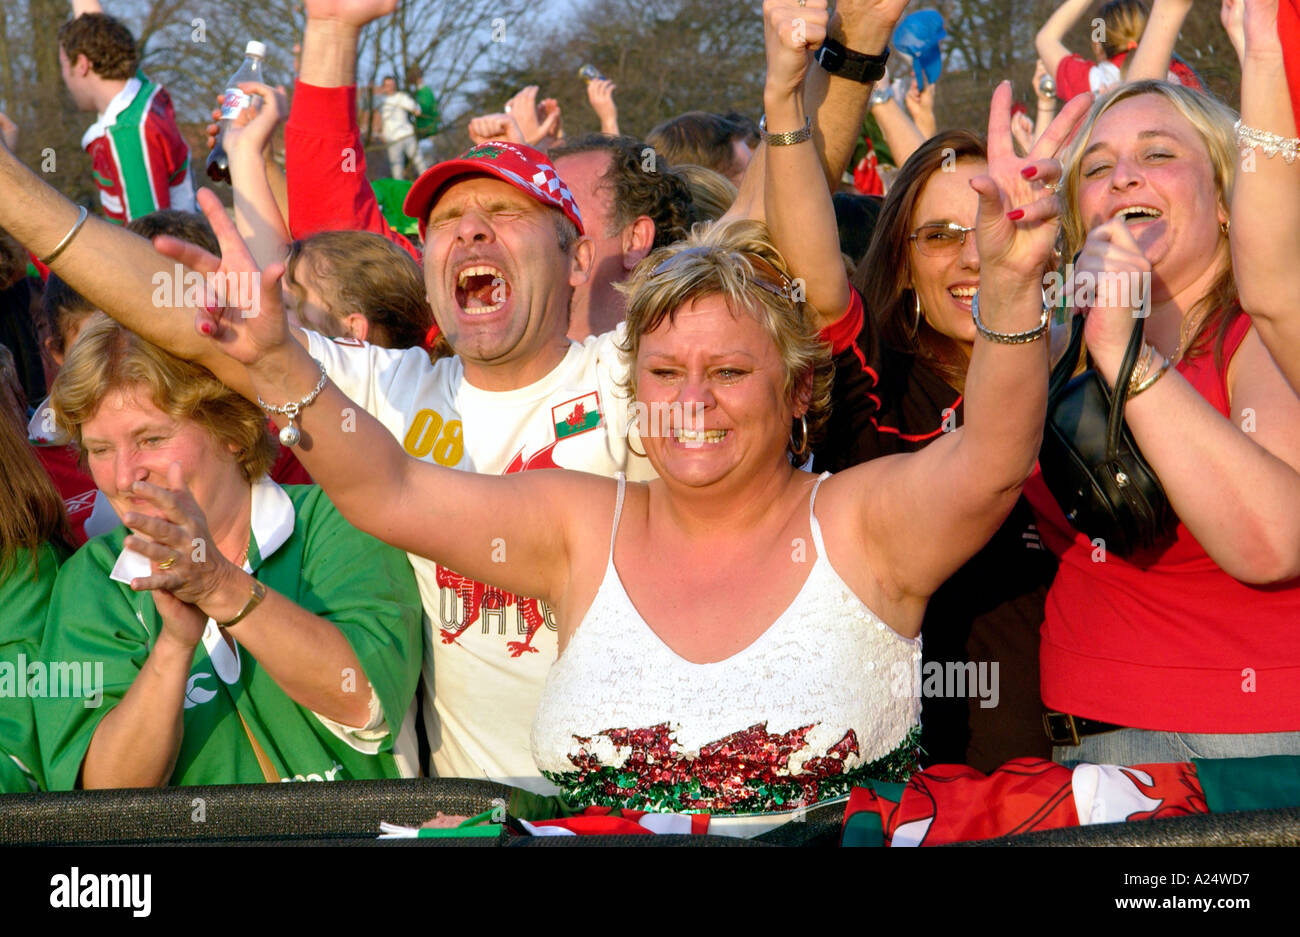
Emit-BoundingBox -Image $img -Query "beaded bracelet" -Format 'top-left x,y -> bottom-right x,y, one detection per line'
257,358 -> 328,447
1235,120 -> 1299,164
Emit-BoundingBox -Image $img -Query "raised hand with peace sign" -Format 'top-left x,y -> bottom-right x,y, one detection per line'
968,81 -> 1092,293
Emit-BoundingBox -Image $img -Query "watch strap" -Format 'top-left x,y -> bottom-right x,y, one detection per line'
217,577 -> 268,628
759,115 -> 813,147
815,38 -> 890,84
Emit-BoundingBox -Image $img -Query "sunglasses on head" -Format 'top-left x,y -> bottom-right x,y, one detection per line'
650,246 -> 796,303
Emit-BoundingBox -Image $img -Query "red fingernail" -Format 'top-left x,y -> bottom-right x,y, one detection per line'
1007,209 -> 1025,221
1021,166 -> 1038,179
200,321 -> 214,336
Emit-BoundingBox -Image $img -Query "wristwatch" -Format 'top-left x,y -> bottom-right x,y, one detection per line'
814,39 -> 890,84
759,115 -> 813,146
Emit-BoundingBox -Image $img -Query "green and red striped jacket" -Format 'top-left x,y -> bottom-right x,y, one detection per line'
81,73 -> 196,223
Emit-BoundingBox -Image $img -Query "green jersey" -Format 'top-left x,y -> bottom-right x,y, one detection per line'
0,543 -> 67,793
35,480 -> 422,789
413,86 -> 440,138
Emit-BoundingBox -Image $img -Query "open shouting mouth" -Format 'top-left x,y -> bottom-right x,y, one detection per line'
455,263 -> 511,316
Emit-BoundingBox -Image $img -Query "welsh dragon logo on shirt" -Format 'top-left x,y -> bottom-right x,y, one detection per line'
435,437 -> 565,657
552,391 -> 602,441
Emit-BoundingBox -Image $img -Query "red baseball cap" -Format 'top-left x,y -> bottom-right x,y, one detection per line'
403,141 -> 585,240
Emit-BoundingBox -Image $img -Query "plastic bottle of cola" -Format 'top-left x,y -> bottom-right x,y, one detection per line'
206,41 -> 268,184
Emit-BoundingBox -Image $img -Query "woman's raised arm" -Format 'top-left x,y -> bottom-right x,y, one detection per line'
1230,0 -> 1300,391
1036,0 -> 1094,79
761,0 -> 851,328
169,191 -> 584,607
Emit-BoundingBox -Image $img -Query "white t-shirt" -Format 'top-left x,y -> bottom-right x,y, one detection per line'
306,328 -> 655,792
378,91 -> 419,143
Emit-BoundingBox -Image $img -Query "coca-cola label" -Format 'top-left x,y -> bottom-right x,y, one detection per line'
219,88 -> 252,119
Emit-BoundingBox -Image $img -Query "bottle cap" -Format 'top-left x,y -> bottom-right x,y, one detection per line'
245,40 -> 267,58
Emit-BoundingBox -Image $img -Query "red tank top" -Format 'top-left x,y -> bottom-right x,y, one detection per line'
1023,315 -> 1300,732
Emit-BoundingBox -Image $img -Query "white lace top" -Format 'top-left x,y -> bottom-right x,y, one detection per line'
530,472 -> 922,813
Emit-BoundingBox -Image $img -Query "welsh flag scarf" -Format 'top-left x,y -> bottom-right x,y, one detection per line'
841,756 -> 1300,846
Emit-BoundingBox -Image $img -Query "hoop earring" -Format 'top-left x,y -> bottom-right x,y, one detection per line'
910,289 -> 924,338
625,420 -> 647,458
790,414 -> 810,458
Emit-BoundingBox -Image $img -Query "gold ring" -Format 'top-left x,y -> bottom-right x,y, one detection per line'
158,555 -> 177,570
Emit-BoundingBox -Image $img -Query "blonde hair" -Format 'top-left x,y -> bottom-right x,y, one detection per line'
49,317 -> 276,482
668,164 -> 738,227
616,219 -> 833,446
1059,80 -> 1241,362
1098,0 -> 1148,60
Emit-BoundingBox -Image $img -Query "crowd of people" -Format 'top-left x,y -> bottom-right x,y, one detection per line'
0,0 -> 1298,820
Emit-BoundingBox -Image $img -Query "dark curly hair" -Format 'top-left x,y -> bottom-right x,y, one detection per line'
58,14 -> 139,81
551,134 -> 692,249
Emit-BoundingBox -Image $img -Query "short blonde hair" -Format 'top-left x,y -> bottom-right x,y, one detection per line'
1060,80 -> 1241,360
50,317 -> 276,482
616,219 -> 833,445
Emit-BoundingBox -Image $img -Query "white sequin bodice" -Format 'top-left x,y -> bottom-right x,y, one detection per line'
531,473 -> 922,812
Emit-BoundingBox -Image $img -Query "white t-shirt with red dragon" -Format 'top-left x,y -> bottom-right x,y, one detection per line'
306,328 -> 654,791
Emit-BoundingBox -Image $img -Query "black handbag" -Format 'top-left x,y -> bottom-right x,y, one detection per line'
1038,312 -> 1177,557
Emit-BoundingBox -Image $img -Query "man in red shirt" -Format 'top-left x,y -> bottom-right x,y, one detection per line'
58,13 -> 196,223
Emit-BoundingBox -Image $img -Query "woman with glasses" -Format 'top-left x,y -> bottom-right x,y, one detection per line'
793,130 -> 1061,772
175,2 -> 1087,813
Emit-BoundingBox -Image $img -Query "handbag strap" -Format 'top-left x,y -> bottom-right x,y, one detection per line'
237,708 -> 281,783
1049,311 -> 1085,400
1105,314 -> 1148,461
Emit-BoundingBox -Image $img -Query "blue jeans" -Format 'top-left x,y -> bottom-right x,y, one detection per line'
1054,729 -> 1300,766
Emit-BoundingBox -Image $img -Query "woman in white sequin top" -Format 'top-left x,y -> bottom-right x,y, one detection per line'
192,2 -> 1085,813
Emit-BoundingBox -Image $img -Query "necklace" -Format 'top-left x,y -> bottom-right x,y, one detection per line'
1159,310 -> 1200,365
230,525 -> 251,569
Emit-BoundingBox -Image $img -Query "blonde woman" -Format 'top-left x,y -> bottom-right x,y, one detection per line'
1022,80 -> 1300,763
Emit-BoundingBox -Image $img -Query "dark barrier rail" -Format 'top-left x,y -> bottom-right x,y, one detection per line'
967,806 -> 1300,846
1,780 -> 1295,845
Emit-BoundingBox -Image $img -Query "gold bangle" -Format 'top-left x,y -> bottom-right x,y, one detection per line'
1128,354 -> 1173,398
1126,342 -> 1156,395
216,577 -> 267,627
40,206 -> 89,266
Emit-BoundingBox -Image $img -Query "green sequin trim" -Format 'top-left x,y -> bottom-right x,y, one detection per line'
544,723 -> 923,815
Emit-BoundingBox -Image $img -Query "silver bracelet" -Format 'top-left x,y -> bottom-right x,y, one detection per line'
257,358 -> 327,447
1235,119 -> 1299,164
971,291 -> 1049,344
39,206 -> 89,266
759,115 -> 813,147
